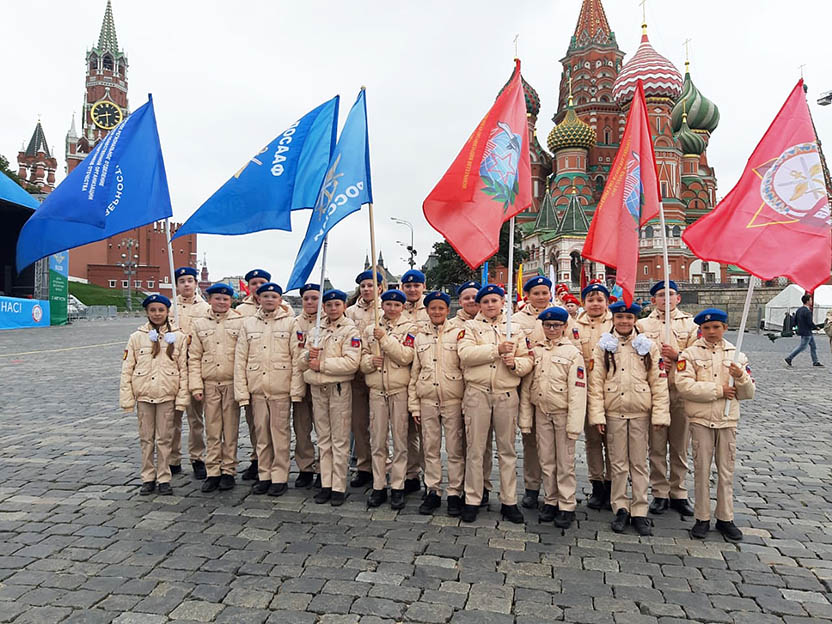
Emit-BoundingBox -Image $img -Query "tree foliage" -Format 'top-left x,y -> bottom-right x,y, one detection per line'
0,154 -> 25,187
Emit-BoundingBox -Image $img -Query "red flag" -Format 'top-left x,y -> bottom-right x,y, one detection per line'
239,279 -> 249,297
423,59 -> 532,269
582,80 -> 661,306
683,80 -> 831,292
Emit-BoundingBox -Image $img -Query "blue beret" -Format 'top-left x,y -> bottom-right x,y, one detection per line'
322,289 -> 347,303
423,291 -> 451,307
355,270 -> 384,285
142,293 -> 171,308
299,283 -> 320,295
609,301 -> 642,315
401,270 -> 426,284
245,269 -> 271,282
694,308 -> 728,325
381,289 -> 406,304
581,283 -> 610,299
174,266 -> 197,280
256,282 -> 283,296
538,306 -> 569,322
456,280 -> 480,296
476,284 -> 505,302
206,283 -> 234,297
650,280 -> 679,296
524,276 -> 552,292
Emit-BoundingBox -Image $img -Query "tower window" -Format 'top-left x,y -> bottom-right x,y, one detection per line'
103,55 -> 113,71
89,55 -> 98,71
604,128 -> 611,144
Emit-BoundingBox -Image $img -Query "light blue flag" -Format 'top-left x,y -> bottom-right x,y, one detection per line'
16,96 -> 172,272
0,171 -> 39,210
173,96 -> 339,239
286,89 -> 373,291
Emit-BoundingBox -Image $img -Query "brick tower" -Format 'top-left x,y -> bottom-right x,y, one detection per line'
17,121 -> 58,193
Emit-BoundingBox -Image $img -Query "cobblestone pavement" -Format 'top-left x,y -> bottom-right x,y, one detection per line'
0,318 -> 830,623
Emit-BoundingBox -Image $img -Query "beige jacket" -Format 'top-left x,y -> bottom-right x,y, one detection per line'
587,331 -> 670,426
636,308 -> 698,390
403,298 -> 429,325
519,338 -> 586,438
513,303 -> 546,345
119,323 -> 189,411
360,316 -> 416,395
346,297 -> 382,335
458,312 -> 533,393
234,306 -> 303,405
408,321 -> 465,413
447,308 -> 475,331
675,338 -> 755,428
236,295 -> 259,317
188,308 -> 243,390
570,309 -> 613,363
176,294 -> 211,334
298,315 -> 362,385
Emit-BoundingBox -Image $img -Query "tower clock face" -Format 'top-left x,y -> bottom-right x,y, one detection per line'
91,100 -> 123,130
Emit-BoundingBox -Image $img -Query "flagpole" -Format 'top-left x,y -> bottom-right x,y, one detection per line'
313,236 -> 328,348
164,218 -> 180,328
657,206 -> 672,344
724,278 -> 755,417
506,216 -> 515,339
367,202 -> 381,357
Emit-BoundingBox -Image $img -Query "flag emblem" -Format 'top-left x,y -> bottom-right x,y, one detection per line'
623,152 -> 643,223
577,366 -> 584,379
572,327 -> 580,339
297,331 -> 306,347
403,333 -> 415,348
677,359 -> 687,372
481,122 -> 522,214
351,337 -> 361,348
757,142 -> 830,225
525,337 -> 531,349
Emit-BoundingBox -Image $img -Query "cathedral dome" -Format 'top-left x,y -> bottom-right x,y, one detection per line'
547,98 -> 596,153
671,68 -> 720,135
675,114 -> 706,156
500,67 -> 541,118
612,31 -> 683,106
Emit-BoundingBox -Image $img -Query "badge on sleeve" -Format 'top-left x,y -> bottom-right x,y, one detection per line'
577,366 -> 584,379
525,337 -> 531,350
677,359 -> 687,372
588,359 -> 594,371
351,337 -> 361,348
658,358 -> 667,378
457,329 -> 465,341
575,381 -> 585,387
572,328 -> 580,339
297,331 -> 306,348
403,333 -> 415,348
123,349 -> 128,360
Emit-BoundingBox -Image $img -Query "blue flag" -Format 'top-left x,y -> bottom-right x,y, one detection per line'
0,172 -> 39,210
286,90 -> 373,290
16,96 -> 172,272
173,96 -> 339,239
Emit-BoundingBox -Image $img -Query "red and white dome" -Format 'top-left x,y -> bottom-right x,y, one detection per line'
612,32 -> 683,106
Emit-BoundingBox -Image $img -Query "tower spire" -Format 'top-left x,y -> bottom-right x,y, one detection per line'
573,0 -> 612,42
97,0 -> 119,53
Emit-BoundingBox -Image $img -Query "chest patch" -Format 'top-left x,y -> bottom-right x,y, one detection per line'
297,331 -> 306,347
572,328 -> 580,339
457,329 -> 465,341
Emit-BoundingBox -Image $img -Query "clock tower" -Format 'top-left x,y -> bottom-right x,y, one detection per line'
65,0 -> 128,174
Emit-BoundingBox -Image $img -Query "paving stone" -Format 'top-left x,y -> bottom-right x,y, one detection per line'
169,600 -> 225,621
404,602 -> 454,623
351,596 -> 406,619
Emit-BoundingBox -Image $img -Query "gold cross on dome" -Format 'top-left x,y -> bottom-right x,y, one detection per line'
639,0 -> 647,24
513,34 -> 519,58
683,38 -> 692,71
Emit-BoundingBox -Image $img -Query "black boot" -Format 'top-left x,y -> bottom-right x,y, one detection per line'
294,471 -> 314,488
169,464 -> 182,475
603,481 -> 612,510
419,491 -> 441,515
554,510 -> 575,529
461,504 -> 479,523
314,487 -> 332,504
157,482 -> 172,496
404,477 -> 422,495
191,460 -> 207,480
139,481 -> 156,495
587,480 -> 605,510
218,474 -> 235,491
611,509 -> 630,533
631,516 -> 653,536
447,495 -> 463,517
367,488 -> 387,508
649,497 -> 669,515
715,520 -> 743,542
267,482 -> 288,497
350,470 -> 373,488
241,460 -> 258,481
521,489 -> 539,509
201,476 -> 220,493
538,504 -> 558,523
479,489 -> 490,507
500,504 -> 524,524
669,498 -> 695,517
313,474 -> 321,489
690,519 -> 710,540
330,491 -> 346,507
390,489 -> 406,510
251,479 -> 271,495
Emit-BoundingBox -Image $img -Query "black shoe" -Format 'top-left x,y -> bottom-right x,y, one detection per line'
218,474 -> 235,491
554,510 -> 575,529
139,481 -> 156,495
461,504 -> 479,523
241,461 -> 258,481
313,473 -> 321,489
169,464 -> 182,475
350,470 -> 373,488
813,361 -> 825,367
268,482 -> 288,497
330,491 -> 346,507
715,520 -> 743,542
690,519 -> 710,539
201,476 -> 220,493
404,477 -> 422,495
447,495 -> 462,517
157,482 -> 172,496
367,488 -> 387,508
539,503 -> 558,523
419,491 -> 441,515
314,487 -> 332,504
500,504 -> 524,524
587,480 -> 605,510
479,489 -> 490,507
649,497 -> 669,515
784,357 -> 792,367
669,498 -> 695,517
611,509 -> 630,533
603,481 -> 612,510
521,489 -> 539,510
191,460 -> 207,480
294,471 -> 314,488
390,489 -> 406,510
631,516 -> 653,536
251,479 -> 271,495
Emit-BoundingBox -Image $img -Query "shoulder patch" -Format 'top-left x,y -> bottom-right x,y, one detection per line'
297,330 -> 306,347
403,333 -> 415,348
575,381 -> 586,387
577,366 -> 584,379
525,337 -> 532,350
123,349 -> 128,360
588,359 -> 594,371
572,327 -> 580,339
351,337 -> 361,348
658,358 -> 665,371
677,359 -> 687,372
746,364 -> 752,375
457,329 -> 465,341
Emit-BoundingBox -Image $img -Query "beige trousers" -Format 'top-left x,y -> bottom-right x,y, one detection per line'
585,416 -> 612,482
244,404 -> 257,462
407,416 -> 423,480
463,425 -> 494,490
369,390 -> 409,490
463,388 -> 519,506
421,401 -> 464,497
522,426 -> 542,491
137,401 -> 174,484
293,390 -> 317,473
171,398 -> 206,464
649,393 -> 689,499
311,382 -> 352,493
606,416 -> 650,516
250,395 -> 291,483
690,423 -> 737,522
351,377 -> 372,473
203,382 -> 239,477
535,409 -> 577,511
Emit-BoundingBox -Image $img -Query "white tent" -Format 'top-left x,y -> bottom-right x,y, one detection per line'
764,284 -> 832,330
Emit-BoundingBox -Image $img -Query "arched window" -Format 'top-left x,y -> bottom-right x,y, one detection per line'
672,225 -> 681,237
645,225 -> 654,239
103,54 -> 114,71
604,128 -> 612,144
600,95 -> 609,103
89,54 -> 97,71
570,252 -> 583,285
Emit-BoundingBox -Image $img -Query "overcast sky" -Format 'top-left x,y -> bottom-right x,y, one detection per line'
3,1 -> 831,290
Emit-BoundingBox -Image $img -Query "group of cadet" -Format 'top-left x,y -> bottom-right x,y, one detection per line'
119,265 -> 755,542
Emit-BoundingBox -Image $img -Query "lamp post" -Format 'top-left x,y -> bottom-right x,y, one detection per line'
118,238 -> 139,311
390,217 -> 416,269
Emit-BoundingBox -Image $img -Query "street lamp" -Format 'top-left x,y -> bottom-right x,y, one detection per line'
390,217 -> 416,269
118,238 -> 139,311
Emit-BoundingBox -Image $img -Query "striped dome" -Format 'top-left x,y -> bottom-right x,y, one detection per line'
671,69 -> 720,135
612,32 -> 683,106
674,114 -> 706,156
